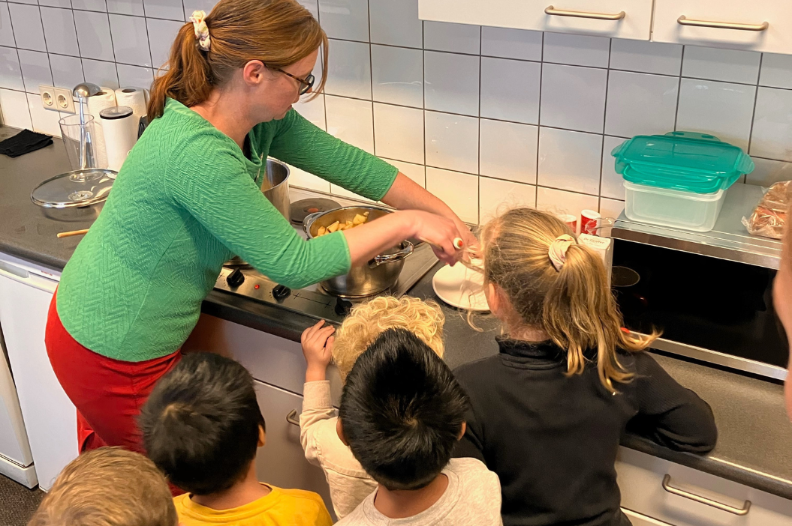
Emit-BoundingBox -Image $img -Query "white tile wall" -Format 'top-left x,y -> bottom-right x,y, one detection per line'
325,95 -> 374,153
373,102 -> 424,164
540,63 -> 607,134
676,78 -> 755,150
425,110 -> 478,174
424,50 -> 479,116
480,57 -> 539,124
2,2 -> 792,225
479,119 -> 537,184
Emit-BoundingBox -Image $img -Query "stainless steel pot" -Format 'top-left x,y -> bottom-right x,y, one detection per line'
304,206 -> 413,297
261,157 -> 290,218
226,158 -> 290,267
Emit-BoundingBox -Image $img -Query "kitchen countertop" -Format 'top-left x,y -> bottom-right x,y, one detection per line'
2,126 -> 792,500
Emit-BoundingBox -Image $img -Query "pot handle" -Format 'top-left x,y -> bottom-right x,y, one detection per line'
370,241 -> 414,268
302,211 -> 325,237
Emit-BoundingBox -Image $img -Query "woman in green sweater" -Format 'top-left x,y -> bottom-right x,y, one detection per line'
45,0 -> 473,454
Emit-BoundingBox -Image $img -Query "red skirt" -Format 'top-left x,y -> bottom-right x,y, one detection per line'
45,293 -> 182,453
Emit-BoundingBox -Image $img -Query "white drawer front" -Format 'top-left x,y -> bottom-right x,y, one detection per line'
653,0 -> 792,54
419,0 -> 652,40
253,380 -> 335,518
616,448 -> 792,526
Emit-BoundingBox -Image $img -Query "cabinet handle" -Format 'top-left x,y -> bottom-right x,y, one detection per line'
286,409 -> 300,427
677,15 -> 768,32
545,5 -> 625,21
662,475 -> 751,516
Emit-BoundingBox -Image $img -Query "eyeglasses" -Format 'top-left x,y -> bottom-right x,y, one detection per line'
271,67 -> 315,95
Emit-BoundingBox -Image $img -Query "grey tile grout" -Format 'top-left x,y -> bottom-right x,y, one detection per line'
746,53 -> 764,157
102,1 -> 121,88
476,25 -> 481,225
421,19 -> 427,185
598,38 -> 612,202
140,0 -> 155,77
36,1 -> 58,100
673,46 -> 685,132
535,31 -> 543,208
365,0 -> 374,159
3,2 -> 34,127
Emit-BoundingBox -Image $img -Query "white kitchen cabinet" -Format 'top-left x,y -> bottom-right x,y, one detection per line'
184,313 -> 343,403
0,253 -> 78,491
653,0 -> 792,54
419,0 -> 653,40
616,447 -> 792,526
253,379 -> 335,518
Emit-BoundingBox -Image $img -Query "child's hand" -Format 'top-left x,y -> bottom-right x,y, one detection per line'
301,320 -> 335,382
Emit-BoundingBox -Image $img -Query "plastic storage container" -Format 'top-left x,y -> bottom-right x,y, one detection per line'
613,131 -> 754,232
623,181 -> 727,232
612,132 -> 754,193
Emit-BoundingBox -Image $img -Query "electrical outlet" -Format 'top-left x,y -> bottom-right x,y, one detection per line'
54,87 -> 76,113
39,85 -> 57,111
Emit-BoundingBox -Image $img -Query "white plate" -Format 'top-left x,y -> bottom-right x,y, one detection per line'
432,262 -> 489,311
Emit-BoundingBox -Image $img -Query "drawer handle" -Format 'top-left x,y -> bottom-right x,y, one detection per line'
545,5 -> 625,21
677,15 -> 768,32
286,409 -> 300,427
662,475 -> 751,516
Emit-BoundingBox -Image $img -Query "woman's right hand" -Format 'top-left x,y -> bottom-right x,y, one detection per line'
402,210 -> 465,265
343,210 -> 465,267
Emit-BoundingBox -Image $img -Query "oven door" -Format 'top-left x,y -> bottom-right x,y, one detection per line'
612,239 -> 789,380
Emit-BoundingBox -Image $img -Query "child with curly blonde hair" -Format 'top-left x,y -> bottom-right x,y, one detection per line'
299,296 -> 445,519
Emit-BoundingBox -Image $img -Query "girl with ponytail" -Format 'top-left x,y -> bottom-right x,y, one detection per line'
453,207 -> 717,526
47,0 -> 475,457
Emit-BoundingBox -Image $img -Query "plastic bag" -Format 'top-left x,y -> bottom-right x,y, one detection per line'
742,181 -> 791,239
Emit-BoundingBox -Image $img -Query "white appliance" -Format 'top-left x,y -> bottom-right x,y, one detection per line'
0,330 -> 36,487
0,252 -> 78,491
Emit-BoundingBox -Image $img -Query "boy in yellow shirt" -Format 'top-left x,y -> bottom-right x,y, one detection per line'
139,353 -> 332,526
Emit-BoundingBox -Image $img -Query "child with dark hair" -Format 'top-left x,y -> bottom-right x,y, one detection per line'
139,352 -> 332,526
336,328 -> 502,525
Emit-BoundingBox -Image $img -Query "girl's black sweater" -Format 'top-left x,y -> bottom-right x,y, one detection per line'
453,338 -> 717,526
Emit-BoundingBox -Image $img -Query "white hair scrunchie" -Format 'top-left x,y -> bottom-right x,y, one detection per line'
190,10 -> 211,52
548,234 -> 577,272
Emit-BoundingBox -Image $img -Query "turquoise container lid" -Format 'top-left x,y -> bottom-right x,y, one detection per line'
611,131 -> 755,194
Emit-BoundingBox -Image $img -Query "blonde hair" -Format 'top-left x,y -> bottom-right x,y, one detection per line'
333,296 -> 445,381
28,447 -> 177,526
148,0 -> 328,119
482,208 -> 658,393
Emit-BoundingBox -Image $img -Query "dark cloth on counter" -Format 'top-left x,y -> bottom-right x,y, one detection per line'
453,338 -> 718,526
0,129 -> 52,158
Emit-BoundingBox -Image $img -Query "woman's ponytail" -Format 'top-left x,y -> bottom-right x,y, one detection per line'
147,23 -> 214,119
146,0 -> 328,120
482,208 -> 658,393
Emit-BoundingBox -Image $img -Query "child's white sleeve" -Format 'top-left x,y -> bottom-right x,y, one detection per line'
300,380 -> 337,466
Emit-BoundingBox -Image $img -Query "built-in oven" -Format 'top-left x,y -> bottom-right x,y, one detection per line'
611,184 -> 788,380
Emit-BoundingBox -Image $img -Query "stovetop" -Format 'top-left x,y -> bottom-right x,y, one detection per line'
213,241 -> 439,324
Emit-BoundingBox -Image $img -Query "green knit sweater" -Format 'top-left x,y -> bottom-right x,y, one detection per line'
57,99 -> 397,362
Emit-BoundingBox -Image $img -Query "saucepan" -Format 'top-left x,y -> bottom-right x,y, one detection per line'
304,206 -> 413,297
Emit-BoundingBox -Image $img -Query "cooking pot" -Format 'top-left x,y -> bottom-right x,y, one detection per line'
304,206 -> 413,297
226,158 -> 290,267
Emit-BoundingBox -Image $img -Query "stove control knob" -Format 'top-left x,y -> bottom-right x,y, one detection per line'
334,297 -> 353,317
226,268 -> 245,288
272,285 -> 291,301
